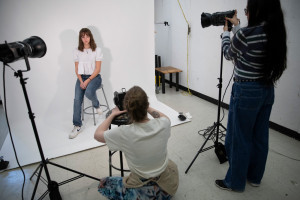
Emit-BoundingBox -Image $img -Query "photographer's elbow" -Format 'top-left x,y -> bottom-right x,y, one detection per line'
94,131 -> 106,143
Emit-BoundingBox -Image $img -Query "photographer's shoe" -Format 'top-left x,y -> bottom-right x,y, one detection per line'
96,107 -> 103,115
215,180 -> 232,191
0,156 -> 9,171
69,126 -> 82,139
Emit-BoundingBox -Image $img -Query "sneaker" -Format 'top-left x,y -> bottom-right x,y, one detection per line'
69,126 -> 82,139
96,107 -> 103,115
215,180 -> 232,191
249,182 -> 260,187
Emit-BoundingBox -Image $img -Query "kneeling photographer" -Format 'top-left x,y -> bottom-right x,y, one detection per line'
94,86 -> 178,199
215,0 -> 287,192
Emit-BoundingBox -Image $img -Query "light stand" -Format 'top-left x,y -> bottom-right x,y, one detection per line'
13,56 -> 100,200
185,35 -> 227,174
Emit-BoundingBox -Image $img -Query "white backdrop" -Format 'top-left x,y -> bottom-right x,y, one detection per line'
0,0 -> 173,169
155,0 -> 300,133
0,0 -> 156,123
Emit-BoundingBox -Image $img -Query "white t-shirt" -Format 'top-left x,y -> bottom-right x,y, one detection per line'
73,47 -> 103,75
104,117 -> 171,178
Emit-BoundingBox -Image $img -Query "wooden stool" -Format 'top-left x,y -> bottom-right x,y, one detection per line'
155,66 -> 182,94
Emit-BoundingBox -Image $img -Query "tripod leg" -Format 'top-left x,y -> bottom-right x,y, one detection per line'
217,123 -> 227,141
30,163 -> 42,180
220,123 -> 227,130
38,191 -> 50,200
31,164 -> 44,200
185,125 -> 217,174
47,160 -> 100,181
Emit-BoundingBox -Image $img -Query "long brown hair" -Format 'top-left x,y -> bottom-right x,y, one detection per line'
247,0 -> 287,85
78,28 -> 97,51
123,86 -> 149,122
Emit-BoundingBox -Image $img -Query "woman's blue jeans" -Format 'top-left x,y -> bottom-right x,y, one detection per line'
224,82 -> 274,191
73,74 -> 102,127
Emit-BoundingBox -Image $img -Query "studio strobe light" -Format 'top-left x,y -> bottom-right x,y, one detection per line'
0,36 -> 99,200
0,36 -> 47,63
185,11 -> 233,174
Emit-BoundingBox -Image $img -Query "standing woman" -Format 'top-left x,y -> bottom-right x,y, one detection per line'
216,0 -> 287,191
70,28 -> 104,139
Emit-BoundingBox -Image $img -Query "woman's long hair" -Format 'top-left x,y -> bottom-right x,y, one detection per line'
247,0 -> 287,84
123,86 -> 149,123
78,28 -> 97,51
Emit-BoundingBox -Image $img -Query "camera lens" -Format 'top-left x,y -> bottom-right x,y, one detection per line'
201,13 -> 212,28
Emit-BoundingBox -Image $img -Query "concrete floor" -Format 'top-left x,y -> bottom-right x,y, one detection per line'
0,86 -> 299,200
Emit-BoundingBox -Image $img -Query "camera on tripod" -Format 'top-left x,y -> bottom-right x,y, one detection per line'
201,10 -> 235,31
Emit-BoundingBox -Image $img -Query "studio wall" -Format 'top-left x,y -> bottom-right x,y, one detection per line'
155,0 -> 300,133
0,0 -> 155,128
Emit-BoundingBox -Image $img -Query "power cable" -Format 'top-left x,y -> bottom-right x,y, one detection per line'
219,68 -> 234,123
269,148 -> 300,162
198,64 -> 234,142
177,0 -> 192,95
2,63 -> 25,200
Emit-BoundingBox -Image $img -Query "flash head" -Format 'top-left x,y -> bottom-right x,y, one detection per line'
0,36 -> 47,63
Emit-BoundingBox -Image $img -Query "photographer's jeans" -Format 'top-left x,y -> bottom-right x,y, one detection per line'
224,82 -> 274,191
73,74 -> 102,127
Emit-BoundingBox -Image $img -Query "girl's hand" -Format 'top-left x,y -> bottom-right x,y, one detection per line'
80,82 -> 86,89
223,19 -> 228,32
225,10 -> 240,26
83,79 -> 90,88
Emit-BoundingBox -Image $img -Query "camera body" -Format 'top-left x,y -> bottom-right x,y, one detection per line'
201,10 -> 235,30
113,88 -> 126,111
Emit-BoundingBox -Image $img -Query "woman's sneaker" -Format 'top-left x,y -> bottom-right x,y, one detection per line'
215,180 -> 232,191
96,107 -> 103,115
69,126 -> 82,139
249,182 -> 260,187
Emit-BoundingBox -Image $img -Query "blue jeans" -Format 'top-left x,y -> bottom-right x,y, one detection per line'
73,74 -> 102,126
224,82 -> 274,191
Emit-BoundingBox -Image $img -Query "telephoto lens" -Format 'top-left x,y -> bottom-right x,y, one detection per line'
201,10 -> 235,30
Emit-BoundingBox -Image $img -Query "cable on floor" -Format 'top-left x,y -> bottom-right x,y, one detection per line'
197,69 -> 234,142
269,148 -> 300,162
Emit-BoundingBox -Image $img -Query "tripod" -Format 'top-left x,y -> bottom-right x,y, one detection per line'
13,56 -> 100,200
185,36 -> 228,174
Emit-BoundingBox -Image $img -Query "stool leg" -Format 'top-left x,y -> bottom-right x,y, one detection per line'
108,125 -> 112,176
102,87 -> 110,111
169,73 -> 173,88
155,70 -> 159,87
92,106 -> 96,126
161,73 -> 165,94
109,150 -> 112,177
120,151 -> 124,177
82,100 -> 84,121
176,72 -> 179,91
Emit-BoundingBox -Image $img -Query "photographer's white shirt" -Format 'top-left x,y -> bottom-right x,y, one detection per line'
104,117 -> 171,179
73,47 -> 103,75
